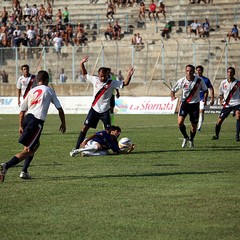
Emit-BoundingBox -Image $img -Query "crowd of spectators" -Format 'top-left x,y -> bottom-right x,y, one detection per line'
0,0 -> 143,49
0,0 -> 237,51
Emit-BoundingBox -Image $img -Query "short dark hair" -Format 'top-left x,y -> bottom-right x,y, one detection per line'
37,70 -> 49,84
186,64 -> 195,72
227,67 -> 235,74
196,65 -> 204,72
109,125 -> 121,133
21,64 -> 29,71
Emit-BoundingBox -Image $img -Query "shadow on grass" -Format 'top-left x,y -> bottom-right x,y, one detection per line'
43,170 -> 224,181
136,145 -> 240,154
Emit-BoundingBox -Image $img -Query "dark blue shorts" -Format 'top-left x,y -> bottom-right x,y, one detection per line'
219,104 -> 240,119
179,102 -> 200,124
19,114 -> 44,151
84,107 -> 111,129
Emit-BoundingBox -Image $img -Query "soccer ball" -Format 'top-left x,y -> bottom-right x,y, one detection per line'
118,137 -> 133,152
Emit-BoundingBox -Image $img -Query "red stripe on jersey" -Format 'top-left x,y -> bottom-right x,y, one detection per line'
92,80 -> 112,107
23,75 -> 36,99
223,81 -> 240,107
185,78 -> 202,103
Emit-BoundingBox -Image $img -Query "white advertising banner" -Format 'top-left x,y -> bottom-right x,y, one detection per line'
0,96 -> 178,114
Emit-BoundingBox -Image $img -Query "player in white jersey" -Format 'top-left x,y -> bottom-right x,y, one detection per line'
212,67 -> 240,141
171,64 -> 208,148
196,65 -> 214,132
70,55 -> 134,157
17,64 -> 37,106
0,71 -> 66,183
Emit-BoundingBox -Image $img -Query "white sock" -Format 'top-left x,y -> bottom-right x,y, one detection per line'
198,113 -> 204,130
82,150 -> 108,156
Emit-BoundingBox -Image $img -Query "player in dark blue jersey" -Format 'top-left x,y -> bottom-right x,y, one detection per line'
196,65 -> 214,131
70,125 -> 134,157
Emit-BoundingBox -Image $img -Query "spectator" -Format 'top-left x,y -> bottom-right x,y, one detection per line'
63,7 -> 69,24
12,3 -> 22,25
45,3 -> 53,24
31,4 -> 39,24
106,0 -> 115,22
12,0 -> 21,9
1,7 -> 9,25
23,3 -> 32,24
199,18 -> 210,37
104,23 -> 114,40
131,33 -> 137,45
59,68 -> 67,83
12,25 -> 21,47
38,4 -> 46,24
161,20 -> 172,39
133,32 -> 144,51
0,70 -> 9,83
138,1 -> 146,22
113,20 -> 121,40
56,9 -> 63,24
65,23 -> 73,45
0,28 -> 8,47
148,0 -> 157,21
26,25 -> 36,46
53,32 -> 62,59
156,1 -> 166,20
74,24 -> 87,46
228,24 -> 240,42
188,19 -> 201,38
20,32 -> 29,59
117,70 -> 124,81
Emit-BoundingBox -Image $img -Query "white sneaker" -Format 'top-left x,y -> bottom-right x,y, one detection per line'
0,163 -> 7,183
182,137 -> 189,148
20,171 -> 31,179
70,148 -> 84,157
70,149 -> 78,157
189,140 -> 194,148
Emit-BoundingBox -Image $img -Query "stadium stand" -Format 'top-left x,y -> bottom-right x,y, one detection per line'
0,0 -> 240,96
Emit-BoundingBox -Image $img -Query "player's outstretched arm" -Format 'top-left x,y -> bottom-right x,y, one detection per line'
123,67 -> 135,86
80,56 -> 89,77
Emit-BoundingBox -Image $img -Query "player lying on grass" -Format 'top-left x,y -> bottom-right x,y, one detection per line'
70,125 -> 135,157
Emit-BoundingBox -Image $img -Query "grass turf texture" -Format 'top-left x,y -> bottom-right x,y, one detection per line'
0,114 -> 240,240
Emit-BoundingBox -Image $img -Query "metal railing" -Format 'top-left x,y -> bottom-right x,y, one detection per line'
1,40 -> 239,91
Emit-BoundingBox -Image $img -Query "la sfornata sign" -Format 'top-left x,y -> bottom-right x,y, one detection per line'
0,97 -> 178,114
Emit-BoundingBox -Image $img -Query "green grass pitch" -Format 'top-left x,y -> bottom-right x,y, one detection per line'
0,114 -> 240,240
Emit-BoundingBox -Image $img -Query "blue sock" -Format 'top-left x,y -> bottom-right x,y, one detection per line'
22,156 -> 34,173
6,156 -> 20,170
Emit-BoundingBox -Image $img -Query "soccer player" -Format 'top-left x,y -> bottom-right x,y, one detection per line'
70,56 -> 134,156
70,125 -> 134,157
212,67 -> 240,141
17,64 -> 37,106
0,70 -> 66,183
171,64 -> 208,148
196,65 -> 214,131
106,67 -> 120,125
